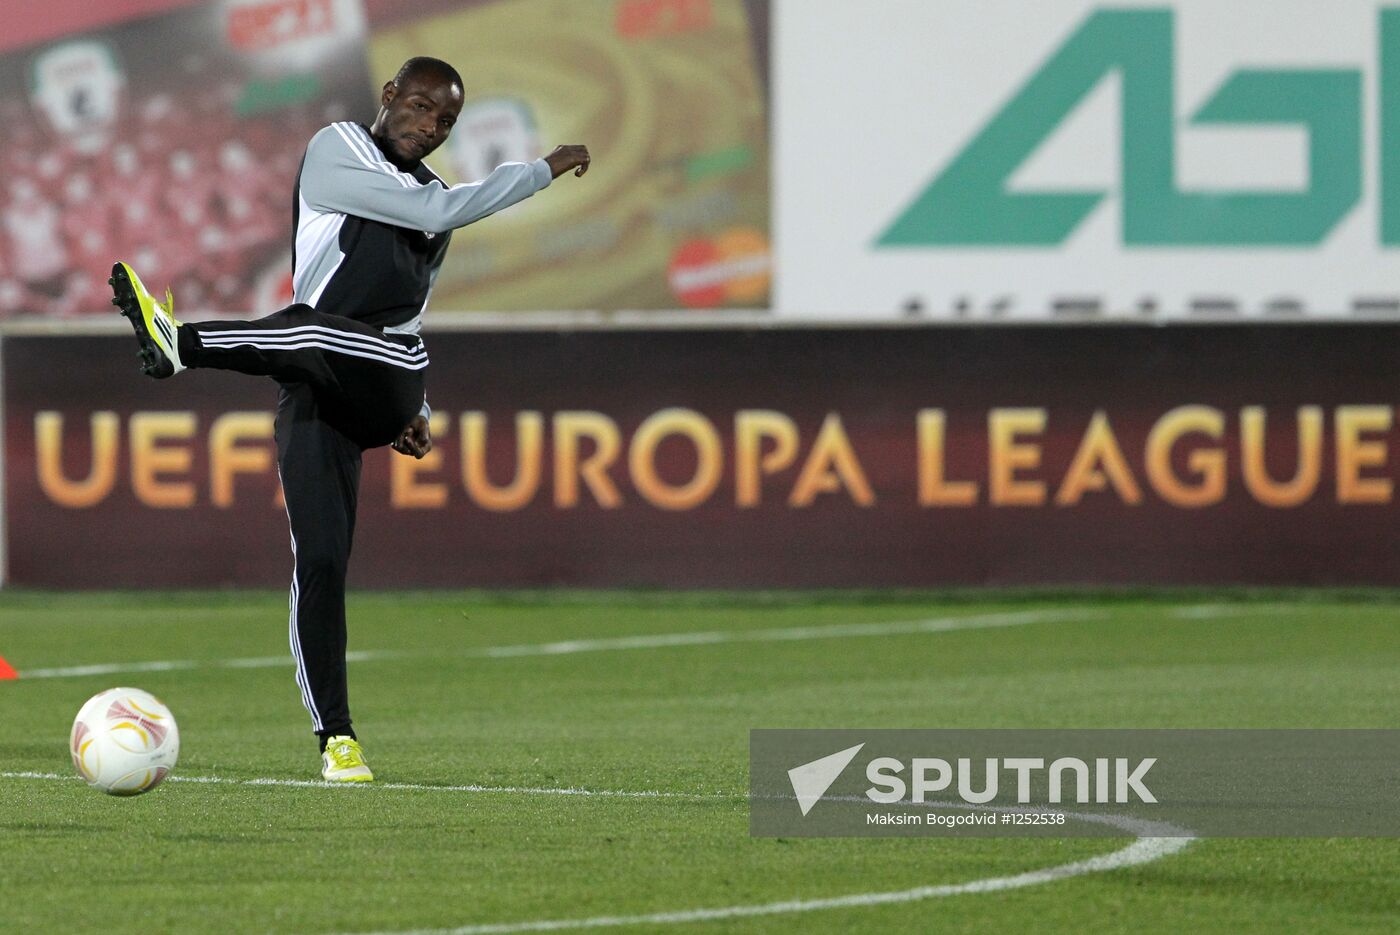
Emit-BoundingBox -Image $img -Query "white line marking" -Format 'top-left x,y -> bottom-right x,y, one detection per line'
332,803 -> 1192,935
0,769 -> 1194,935
357,835 -> 1190,935
18,659 -> 202,678
475,609 -> 1098,657
353,836 -> 1190,935
0,771 -> 721,799
1169,603 -> 1312,620
8,609 -> 1100,680
45,602 -> 1315,679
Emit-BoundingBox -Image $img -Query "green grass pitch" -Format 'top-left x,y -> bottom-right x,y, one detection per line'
1,591 -> 1397,934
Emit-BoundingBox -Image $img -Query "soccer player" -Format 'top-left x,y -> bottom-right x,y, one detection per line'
109,57 -> 590,782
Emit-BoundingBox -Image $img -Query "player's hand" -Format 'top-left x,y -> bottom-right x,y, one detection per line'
544,145 -> 591,179
392,415 -> 432,459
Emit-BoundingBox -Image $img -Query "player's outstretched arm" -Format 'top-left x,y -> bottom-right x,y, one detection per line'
302,125 -> 590,234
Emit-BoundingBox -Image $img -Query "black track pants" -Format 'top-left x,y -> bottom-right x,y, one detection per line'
183,304 -> 426,449
182,305 -> 428,736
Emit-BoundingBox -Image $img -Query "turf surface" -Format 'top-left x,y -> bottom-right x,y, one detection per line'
0,591 -> 1396,933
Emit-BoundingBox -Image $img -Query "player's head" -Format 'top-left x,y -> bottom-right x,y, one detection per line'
371,57 -> 465,168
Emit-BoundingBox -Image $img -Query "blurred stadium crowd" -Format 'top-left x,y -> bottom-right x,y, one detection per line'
0,81 -> 340,320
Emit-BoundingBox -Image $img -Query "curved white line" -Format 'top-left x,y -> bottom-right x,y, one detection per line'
341,807 -> 1192,935
359,838 -> 1189,935
0,770 -> 1195,935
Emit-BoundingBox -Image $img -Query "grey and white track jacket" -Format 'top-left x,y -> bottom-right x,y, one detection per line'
291,121 -> 552,336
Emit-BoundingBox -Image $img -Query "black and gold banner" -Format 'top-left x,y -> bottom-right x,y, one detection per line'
4,325 -> 1398,587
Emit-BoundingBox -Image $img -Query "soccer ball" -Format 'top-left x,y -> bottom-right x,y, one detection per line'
70,687 -> 180,796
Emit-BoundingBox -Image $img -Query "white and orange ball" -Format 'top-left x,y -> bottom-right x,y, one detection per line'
70,688 -> 179,796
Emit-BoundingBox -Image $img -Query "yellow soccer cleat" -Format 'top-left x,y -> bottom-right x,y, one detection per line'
109,261 -> 185,378
321,735 -> 374,783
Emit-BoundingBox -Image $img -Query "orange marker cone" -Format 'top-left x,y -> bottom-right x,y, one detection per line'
0,656 -> 17,679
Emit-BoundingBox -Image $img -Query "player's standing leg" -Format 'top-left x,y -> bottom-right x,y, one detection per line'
276,383 -> 374,781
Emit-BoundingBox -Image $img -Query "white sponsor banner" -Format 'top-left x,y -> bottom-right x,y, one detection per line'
775,0 -> 1400,320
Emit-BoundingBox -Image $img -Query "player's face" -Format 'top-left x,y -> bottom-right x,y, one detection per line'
378,76 -> 463,166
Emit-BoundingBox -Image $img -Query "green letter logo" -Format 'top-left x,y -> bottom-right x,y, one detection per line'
879,9 -> 1361,247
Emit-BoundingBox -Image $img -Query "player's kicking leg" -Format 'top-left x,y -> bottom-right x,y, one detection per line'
109,260 -> 426,446
110,262 -> 185,378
